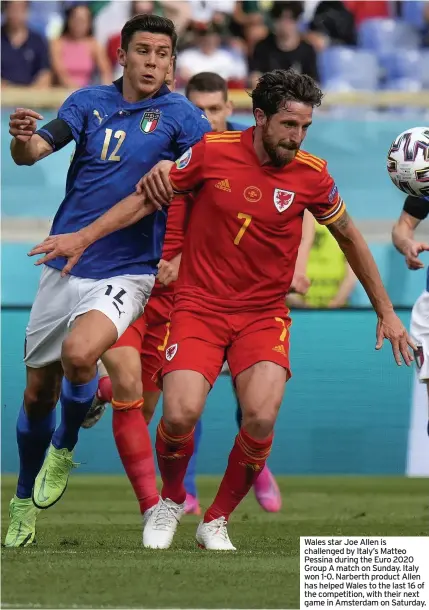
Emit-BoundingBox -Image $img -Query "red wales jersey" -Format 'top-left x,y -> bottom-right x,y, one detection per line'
151,194 -> 191,297
170,128 -> 346,311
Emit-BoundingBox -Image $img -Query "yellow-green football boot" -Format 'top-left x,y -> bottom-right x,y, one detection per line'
32,443 -> 77,509
3,496 -> 40,547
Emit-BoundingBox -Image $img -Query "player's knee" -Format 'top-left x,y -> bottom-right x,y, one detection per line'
163,398 -> 200,435
61,336 -> 96,376
110,371 -> 143,403
24,386 -> 57,418
242,407 -> 278,439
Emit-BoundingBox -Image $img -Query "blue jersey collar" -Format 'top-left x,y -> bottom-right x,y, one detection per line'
113,78 -> 171,101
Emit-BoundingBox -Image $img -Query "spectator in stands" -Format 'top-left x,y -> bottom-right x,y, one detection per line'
176,22 -> 247,85
50,3 -> 111,88
249,1 -> 319,88
305,1 -> 357,52
230,1 -> 268,57
1,0 -> 51,88
287,223 -> 356,309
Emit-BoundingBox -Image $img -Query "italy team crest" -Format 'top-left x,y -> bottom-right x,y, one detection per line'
273,189 -> 295,213
140,111 -> 160,133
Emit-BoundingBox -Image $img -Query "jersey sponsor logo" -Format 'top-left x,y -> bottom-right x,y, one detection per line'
140,110 -> 160,134
273,188 -> 295,213
244,186 -> 262,202
176,148 -> 192,170
215,179 -> 231,192
166,343 -> 178,361
328,184 -> 338,204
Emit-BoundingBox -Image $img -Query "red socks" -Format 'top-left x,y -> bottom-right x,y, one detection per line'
204,428 -> 273,523
112,399 -> 158,514
156,417 -> 194,505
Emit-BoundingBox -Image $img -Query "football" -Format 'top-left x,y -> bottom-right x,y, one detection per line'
387,126 -> 429,199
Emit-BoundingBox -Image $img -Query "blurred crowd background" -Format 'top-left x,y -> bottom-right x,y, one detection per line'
2,0 -> 429,93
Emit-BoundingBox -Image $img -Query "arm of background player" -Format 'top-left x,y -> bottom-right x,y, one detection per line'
327,210 -> 415,365
392,200 -> 429,270
290,210 -> 316,294
28,192 -> 158,275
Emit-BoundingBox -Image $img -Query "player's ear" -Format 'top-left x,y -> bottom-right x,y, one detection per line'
254,108 -> 267,127
225,100 -> 233,117
117,47 -> 126,68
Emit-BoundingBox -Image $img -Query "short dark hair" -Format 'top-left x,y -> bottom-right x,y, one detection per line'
121,14 -> 177,54
251,69 -> 323,118
271,1 -> 304,22
185,72 -> 228,101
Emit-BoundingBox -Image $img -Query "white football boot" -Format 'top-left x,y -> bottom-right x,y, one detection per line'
142,497 -> 185,549
196,517 -> 236,551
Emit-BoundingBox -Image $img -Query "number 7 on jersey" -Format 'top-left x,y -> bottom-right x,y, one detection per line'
234,213 -> 252,246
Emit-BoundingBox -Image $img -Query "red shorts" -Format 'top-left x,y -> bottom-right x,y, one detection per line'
110,292 -> 173,393
141,293 -> 173,392
160,304 -> 292,387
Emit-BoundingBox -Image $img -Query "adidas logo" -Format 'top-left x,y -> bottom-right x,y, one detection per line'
272,344 -> 286,356
215,179 -> 231,192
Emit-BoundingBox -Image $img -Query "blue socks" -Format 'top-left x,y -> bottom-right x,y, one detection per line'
16,404 -> 56,499
184,419 -> 202,497
52,374 -> 98,451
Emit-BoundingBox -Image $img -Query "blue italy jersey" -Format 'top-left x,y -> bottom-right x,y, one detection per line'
39,80 -> 210,279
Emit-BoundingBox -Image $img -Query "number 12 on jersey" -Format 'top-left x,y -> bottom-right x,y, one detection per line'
234,213 -> 252,245
101,129 -> 126,161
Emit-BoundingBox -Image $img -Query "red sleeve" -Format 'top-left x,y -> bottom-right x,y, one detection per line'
161,194 -> 195,260
169,138 -> 205,194
307,165 -> 346,225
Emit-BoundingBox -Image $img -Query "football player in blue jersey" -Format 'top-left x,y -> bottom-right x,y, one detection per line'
4,14 -> 210,548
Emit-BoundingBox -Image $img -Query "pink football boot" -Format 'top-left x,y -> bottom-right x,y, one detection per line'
253,466 -> 282,512
184,493 -> 201,515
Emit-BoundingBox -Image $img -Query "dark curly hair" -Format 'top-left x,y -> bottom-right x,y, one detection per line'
251,69 -> 323,118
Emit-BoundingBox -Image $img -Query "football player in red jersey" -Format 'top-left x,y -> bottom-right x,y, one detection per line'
83,73 -> 315,519
33,69 -> 415,551
137,69 -> 415,551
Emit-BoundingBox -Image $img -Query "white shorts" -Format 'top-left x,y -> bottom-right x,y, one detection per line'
410,290 -> 429,382
24,266 -> 154,368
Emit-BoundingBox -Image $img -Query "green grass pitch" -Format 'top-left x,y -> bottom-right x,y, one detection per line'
2,475 -> 428,609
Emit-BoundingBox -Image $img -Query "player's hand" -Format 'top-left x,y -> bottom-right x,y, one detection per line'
135,160 -> 174,208
9,108 -> 43,142
290,270 -> 311,295
403,240 -> 429,270
28,232 -> 88,276
375,310 -> 416,366
157,255 -> 181,286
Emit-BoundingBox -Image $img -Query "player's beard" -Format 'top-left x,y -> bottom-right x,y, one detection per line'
262,127 -> 298,167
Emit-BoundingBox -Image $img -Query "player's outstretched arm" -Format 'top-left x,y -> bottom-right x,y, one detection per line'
327,210 -> 416,366
392,210 -> 429,270
9,108 -> 53,166
28,192 -> 157,276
